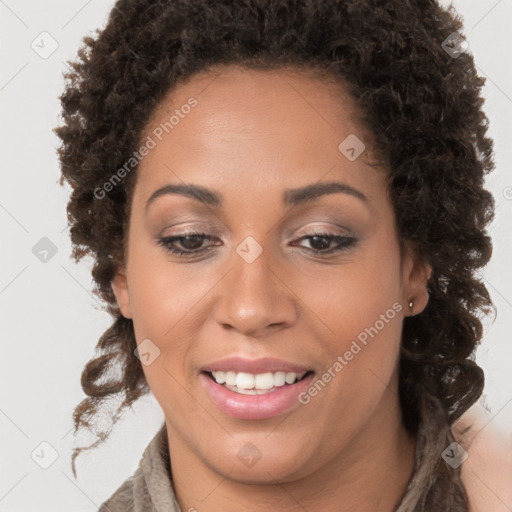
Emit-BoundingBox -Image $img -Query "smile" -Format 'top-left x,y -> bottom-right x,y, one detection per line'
201,369 -> 315,420
209,370 -> 308,394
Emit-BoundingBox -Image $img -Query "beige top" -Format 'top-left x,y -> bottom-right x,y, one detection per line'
97,420 -> 453,512
99,423 -> 181,511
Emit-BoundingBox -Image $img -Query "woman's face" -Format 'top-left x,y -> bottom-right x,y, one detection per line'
112,65 -> 430,483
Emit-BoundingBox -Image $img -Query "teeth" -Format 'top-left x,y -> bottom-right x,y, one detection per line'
224,384 -> 276,395
236,372 -> 255,389
225,371 -> 236,386
273,371 -> 286,387
211,370 -> 306,390
285,372 -> 298,384
255,372 -> 274,389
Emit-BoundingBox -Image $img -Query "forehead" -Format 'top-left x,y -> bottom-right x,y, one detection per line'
133,65 -> 385,206
145,64 -> 366,145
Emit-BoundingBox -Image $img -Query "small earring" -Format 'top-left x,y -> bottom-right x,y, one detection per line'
408,300 -> 414,314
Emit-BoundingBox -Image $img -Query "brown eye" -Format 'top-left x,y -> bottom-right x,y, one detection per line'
156,231 -> 357,258
157,232 -> 214,256
292,232 -> 357,254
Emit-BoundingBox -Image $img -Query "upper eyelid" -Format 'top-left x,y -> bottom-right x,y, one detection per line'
162,221 -> 354,237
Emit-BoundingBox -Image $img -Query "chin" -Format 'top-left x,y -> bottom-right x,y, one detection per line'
204,438 -> 316,484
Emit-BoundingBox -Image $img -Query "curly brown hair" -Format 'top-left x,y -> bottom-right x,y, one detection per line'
54,0 -> 495,507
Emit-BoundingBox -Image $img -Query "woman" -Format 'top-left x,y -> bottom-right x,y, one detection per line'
54,0 -> 511,510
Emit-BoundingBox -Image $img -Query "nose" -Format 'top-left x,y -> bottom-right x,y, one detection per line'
213,243 -> 298,338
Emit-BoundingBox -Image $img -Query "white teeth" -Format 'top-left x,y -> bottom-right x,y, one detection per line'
211,370 -> 307,390
214,371 -> 226,384
273,371 -> 286,387
236,372 -> 255,389
285,372 -> 298,384
225,371 -> 236,386
255,372 -> 274,389
224,384 -> 276,395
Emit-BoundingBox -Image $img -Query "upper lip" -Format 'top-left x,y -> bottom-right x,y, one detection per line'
201,357 -> 313,375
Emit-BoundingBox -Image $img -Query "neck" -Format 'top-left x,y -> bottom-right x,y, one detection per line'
167,395 -> 416,512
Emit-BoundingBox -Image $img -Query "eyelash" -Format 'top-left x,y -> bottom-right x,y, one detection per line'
156,230 -> 357,257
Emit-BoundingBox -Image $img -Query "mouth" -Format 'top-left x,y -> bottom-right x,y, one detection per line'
202,370 -> 314,395
200,367 -> 316,420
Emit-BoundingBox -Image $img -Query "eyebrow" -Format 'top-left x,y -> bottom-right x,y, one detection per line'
145,180 -> 368,212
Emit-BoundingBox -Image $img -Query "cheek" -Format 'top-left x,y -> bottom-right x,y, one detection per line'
124,243 -> 202,384
308,236 -> 404,392
126,239 -> 204,335
314,241 -> 402,342
125,255 -> 203,413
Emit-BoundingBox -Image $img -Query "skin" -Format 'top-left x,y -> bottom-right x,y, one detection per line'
112,65 -> 432,512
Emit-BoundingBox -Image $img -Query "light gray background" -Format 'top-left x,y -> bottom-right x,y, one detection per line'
1,1 -> 511,510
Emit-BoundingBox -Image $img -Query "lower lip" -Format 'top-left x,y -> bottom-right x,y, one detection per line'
200,372 -> 315,420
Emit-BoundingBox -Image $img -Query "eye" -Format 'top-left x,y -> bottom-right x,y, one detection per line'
292,231 -> 357,254
156,231 -> 357,258
156,231 -> 216,257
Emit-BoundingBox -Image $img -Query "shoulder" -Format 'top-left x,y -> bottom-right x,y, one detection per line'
98,474 -> 136,512
452,402 -> 512,512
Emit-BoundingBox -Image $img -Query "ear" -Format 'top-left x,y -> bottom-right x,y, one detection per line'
111,266 -> 133,319
401,242 -> 432,317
